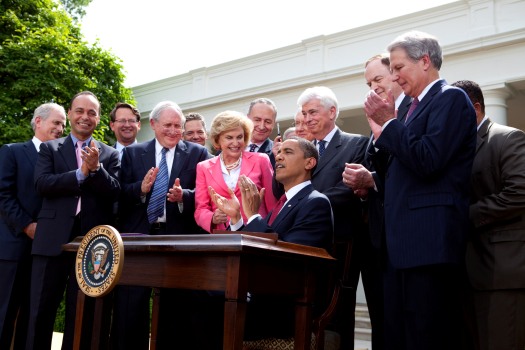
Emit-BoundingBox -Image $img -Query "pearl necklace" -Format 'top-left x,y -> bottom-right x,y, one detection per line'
221,153 -> 242,171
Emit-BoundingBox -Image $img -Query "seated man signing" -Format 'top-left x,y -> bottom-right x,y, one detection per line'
210,137 -> 333,249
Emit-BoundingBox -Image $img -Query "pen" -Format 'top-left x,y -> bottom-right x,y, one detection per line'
277,123 -> 280,136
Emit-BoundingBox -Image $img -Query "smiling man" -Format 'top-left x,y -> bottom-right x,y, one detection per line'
27,91 -> 120,350
109,102 -> 141,160
246,97 -> 277,167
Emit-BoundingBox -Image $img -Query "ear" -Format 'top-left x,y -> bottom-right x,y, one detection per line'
305,157 -> 316,171
421,54 -> 431,70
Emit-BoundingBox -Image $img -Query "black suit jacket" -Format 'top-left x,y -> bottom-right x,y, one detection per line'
311,128 -> 369,240
32,135 -> 120,256
119,139 -> 210,235
244,184 -> 333,249
257,138 -> 275,168
0,141 -> 40,260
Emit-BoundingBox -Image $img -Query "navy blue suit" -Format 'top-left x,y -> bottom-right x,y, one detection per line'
27,135 -> 120,350
375,80 -> 476,350
0,141 -> 39,349
245,184 -> 333,249
112,138 -> 210,350
256,138 -> 275,168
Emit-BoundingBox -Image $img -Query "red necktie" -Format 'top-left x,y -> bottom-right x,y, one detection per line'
405,97 -> 419,124
268,194 -> 287,225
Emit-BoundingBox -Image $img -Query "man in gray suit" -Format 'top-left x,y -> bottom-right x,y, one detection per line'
298,86 -> 368,349
452,80 -> 525,350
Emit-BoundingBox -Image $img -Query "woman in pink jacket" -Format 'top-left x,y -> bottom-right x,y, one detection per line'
195,111 -> 277,233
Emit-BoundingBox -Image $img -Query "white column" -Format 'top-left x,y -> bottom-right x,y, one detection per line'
483,83 -> 513,126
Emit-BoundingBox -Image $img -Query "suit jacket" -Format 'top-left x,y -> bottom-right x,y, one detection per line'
375,80 -> 477,268
466,119 -> 525,290
119,139 -> 210,235
311,128 -> 369,240
32,135 -> 120,256
257,138 -> 275,168
0,141 -> 40,260
365,94 -> 412,249
245,184 -> 333,249
195,151 -> 277,233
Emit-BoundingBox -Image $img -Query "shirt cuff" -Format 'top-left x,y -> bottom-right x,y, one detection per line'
230,218 -> 244,231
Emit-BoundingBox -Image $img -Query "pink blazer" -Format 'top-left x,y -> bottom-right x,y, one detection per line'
195,151 -> 277,233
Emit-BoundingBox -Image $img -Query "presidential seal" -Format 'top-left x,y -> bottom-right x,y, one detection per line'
75,225 -> 124,297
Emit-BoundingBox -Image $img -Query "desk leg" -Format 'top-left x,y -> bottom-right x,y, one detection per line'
73,291 -> 85,350
295,302 -> 313,350
223,299 -> 246,350
150,288 -> 161,350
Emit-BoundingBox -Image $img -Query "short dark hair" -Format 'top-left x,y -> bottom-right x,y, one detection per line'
451,80 -> 485,114
184,112 -> 207,129
288,136 -> 318,173
109,102 -> 141,122
69,91 -> 100,113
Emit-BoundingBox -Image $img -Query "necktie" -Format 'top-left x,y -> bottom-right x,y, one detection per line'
147,147 -> 169,224
405,97 -> 419,124
249,144 -> 257,152
75,141 -> 84,215
268,194 -> 287,225
318,140 -> 327,157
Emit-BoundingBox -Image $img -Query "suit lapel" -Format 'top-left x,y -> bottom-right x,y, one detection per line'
22,140 -> 38,164
272,185 -> 312,227
406,80 -> 445,126
58,135 -> 78,171
313,129 -> 341,176
141,140 -> 156,172
169,140 -> 188,184
205,156 -> 231,194
476,118 -> 491,154
397,95 -> 412,121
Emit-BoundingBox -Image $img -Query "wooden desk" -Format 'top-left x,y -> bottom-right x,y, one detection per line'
63,233 -> 334,350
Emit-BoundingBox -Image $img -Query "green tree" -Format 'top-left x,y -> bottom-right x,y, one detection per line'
0,0 -> 134,146
60,0 -> 93,21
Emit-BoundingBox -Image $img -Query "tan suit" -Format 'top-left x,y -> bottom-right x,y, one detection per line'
467,118 -> 525,350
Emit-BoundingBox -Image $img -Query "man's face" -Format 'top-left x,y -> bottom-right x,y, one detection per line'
390,48 -> 428,98
365,59 -> 399,100
35,108 -> 66,142
302,98 -> 336,140
150,108 -> 183,149
183,120 -> 207,146
110,107 -> 141,146
293,112 -> 313,141
275,139 -> 314,187
68,94 -> 100,140
247,103 -> 275,144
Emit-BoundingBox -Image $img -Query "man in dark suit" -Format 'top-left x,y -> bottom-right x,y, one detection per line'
27,91 -> 120,350
246,97 -> 277,167
452,80 -> 525,350
0,103 -> 66,350
364,31 -> 477,350
342,53 -> 411,350
112,100 -> 210,349
210,137 -> 333,341
296,85 -> 368,349
109,102 -> 141,161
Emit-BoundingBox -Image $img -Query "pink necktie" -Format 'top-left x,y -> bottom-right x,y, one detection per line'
405,98 -> 419,124
268,194 -> 287,225
76,141 -> 83,215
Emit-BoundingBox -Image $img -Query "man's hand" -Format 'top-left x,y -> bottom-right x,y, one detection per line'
141,167 -> 159,195
342,163 -> 375,198
272,136 -> 282,159
209,186 -> 241,224
364,90 -> 396,127
23,222 -> 36,239
80,140 -> 101,176
167,178 -> 183,202
238,175 -> 264,219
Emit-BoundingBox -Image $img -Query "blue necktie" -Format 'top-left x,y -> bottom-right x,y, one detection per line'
249,144 -> 257,152
147,147 -> 169,224
318,140 -> 327,157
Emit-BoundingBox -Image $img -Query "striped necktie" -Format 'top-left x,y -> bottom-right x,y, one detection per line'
147,147 -> 169,224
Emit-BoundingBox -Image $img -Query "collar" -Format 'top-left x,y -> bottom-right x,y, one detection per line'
32,136 -> 42,152
284,180 -> 311,202
317,126 -> 338,144
154,139 -> 176,155
416,78 -> 441,102
477,115 -> 489,131
71,135 -> 93,147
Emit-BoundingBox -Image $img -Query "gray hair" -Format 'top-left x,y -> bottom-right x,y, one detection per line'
387,31 -> 442,71
297,86 -> 339,118
247,98 -> 277,120
149,101 -> 186,125
31,103 -> 66,131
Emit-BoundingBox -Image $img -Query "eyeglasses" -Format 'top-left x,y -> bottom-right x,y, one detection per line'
114,119 -> 139,125
184,130 -> 206,137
